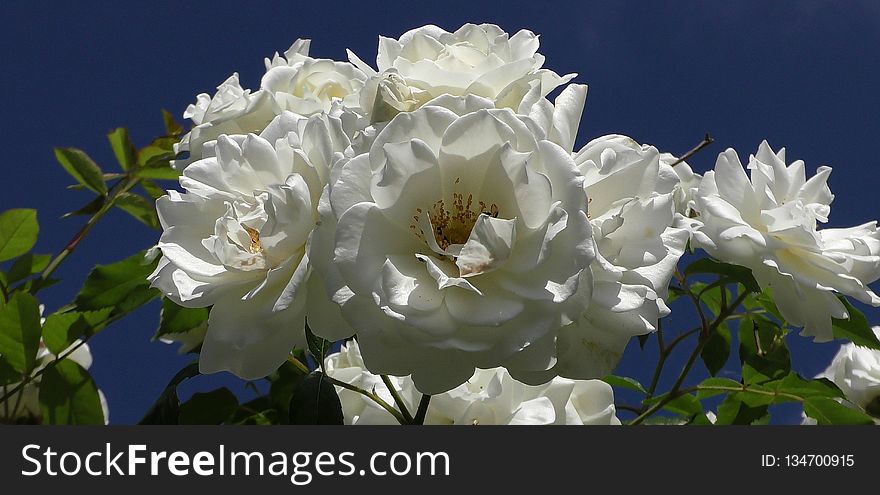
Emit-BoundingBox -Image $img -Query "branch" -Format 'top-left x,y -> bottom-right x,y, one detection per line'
669,133 -> 714,167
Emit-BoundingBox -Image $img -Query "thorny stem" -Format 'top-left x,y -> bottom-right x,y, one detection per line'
669,133 -> 714,167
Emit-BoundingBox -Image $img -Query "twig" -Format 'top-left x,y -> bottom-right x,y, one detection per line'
669,133 -> 714,167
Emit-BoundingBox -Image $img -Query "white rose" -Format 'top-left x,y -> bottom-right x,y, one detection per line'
174,73 -> 276,170
261,40 -> 366,118
149,112 -> 350,379
518,135 -> 692,383
692,142 -> 880,341
325,340 -> 619,425
349,23 -> 574,123
311,96 -> 595,394
820,327 -> 880,416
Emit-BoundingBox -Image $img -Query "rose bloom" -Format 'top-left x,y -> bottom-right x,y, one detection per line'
820,327 -> 880,417
174,39 -> 366,170
325,340 -> 620,425
349,23 -> 574,124
692,142 -> 880,341
150,112 -> 349,379
310,94 -> 595,394
516,135 -> 693,383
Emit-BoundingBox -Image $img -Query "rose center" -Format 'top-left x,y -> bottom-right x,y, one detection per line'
244,225 -> 263,254
413,192 -> 499,251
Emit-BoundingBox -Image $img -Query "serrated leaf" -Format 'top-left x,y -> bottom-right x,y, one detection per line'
156,299 -> 208,338
114,192 -> 160,230
162,109 -> 184,136
54,148 -> 107,195
179,388 -> 239,425
0,292 -> 42,374
288,371 -> 344,425
61,194 -> 106,219
832,297 -> 880,350
107,128 -> 137,171
39,360 -> 105,425
75,251 -> 159,313
0,209 -> 39,262
139,362 -> 200,425
684,257 -> 760,293
603,375 -> 647,394
6,253 -> 51,284
41,308 -> 113,355
701,322 -> 731,376
804,397 -> 876,425
305,321 -> 332,366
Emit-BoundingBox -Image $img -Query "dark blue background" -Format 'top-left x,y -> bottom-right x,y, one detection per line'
2,0 -> 878,424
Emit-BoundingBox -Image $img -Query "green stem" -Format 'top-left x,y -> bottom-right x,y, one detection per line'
34,174 -> 141,295
633,290 -> 750,425
381,375 -> 414,424
325,375 -> 408,425
0,308 -> 134,406
413,394 -> 431,425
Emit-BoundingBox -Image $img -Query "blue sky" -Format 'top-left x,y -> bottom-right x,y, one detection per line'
2,0 -> 879,423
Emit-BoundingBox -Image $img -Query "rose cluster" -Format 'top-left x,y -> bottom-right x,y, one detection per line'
149,23 -> 880,424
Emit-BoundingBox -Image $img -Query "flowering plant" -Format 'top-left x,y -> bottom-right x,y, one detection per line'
2,23 -> 878,426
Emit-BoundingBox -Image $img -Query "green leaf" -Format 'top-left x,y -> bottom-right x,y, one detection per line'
162,109 -> 184,136
179,388 -> 239,425
41,308 -> 113,355
743,288 -> 785,323
643,392 -> 703,416
139,362 -> 200,425
0,209 -> 39,262
114,192 -> 160,230
61,194 -> 106,219
6,253 -> 51,284
832,297 -> 880,350
0,292 -> 42,374
701,322 -> 731,376
140,180 -> 167,201
715,394 -> 769,425
269,359 -> 308,423
288,371 -> 344,425
642,416 -> 688,425
0,356 -> 20,386
107,128 -> 138,171
804,397 -> 876,425
739,316 -> 790,384
305,321 -> 332,366
684,257 -> 760,293
603,375 -> 647,394
39,360 -> 105,425
54,147 -> 107,195
156,299 -> 208,338
75,250 -> 159,313
690,282 -> 732,316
